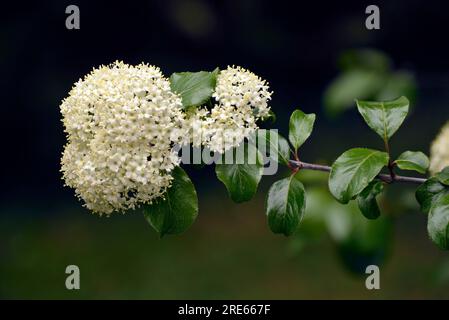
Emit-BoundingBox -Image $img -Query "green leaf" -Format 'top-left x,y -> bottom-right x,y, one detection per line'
143,167 -> 198,236
415,178 -> 449,213
329,148 -> 389,204
356,96 -> 409,142
394,151 -> 429,174
428,195 -> 449,250
169,68 -> 219,109
215,143 -> 263,203
266,173 -> 306,236
323,69 -> 384,118
357,180 -> 384,220
288,110 -> 316,152
436,167 -> 449,185
257,129 -> 291,165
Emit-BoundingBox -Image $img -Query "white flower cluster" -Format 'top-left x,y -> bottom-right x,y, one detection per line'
430,121 -> 449,174
60,61 -> 186,215
187,66 -> 272,153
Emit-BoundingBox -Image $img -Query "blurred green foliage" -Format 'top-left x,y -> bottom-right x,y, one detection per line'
323,49 -> 417,118
291,170 -> 392,274
1,198 -> 448,299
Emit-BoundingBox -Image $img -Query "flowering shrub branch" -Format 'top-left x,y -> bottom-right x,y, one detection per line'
60,62 -> 449,251
288,160 -> 427,185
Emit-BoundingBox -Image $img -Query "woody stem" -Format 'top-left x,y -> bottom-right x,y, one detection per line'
288,160 -> 427,185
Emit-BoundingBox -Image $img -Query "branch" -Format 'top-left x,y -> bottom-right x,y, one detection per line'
288,160 -> 427,185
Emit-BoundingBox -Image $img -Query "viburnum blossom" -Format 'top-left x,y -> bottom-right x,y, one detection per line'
60,61 -> 186,215
430,121 -> 449,174
188,66 -> 272,153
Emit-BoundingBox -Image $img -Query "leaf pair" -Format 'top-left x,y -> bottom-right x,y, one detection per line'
356,96 -> 430,175
265,110 -> 316,236
329,148 -> 429,219
328,96 -> 417,220
328,148 -> 388,219
329,148 -> 389,205
258,109 -> 316,166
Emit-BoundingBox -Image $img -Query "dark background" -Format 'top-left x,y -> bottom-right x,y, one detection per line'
1,0 -> 449,299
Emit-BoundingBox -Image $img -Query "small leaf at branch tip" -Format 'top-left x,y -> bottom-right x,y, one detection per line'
288,109 -> 316,152
356,96 -> 410,141
395,151 -> 429,174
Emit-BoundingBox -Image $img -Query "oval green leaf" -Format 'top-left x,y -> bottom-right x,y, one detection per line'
215,143 -> 263,203
357,180 -> 384,220
428,195 -> 449,250
266,173 -> 306,236
356,96 -> 409,141
329,148 -> 389,204
288,110 -> 316,152
395,151 -> 429,174
436,167 -> 449,185
416,177 -> 449,213
143,167 -> 198,237
169,68 -> 219,109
